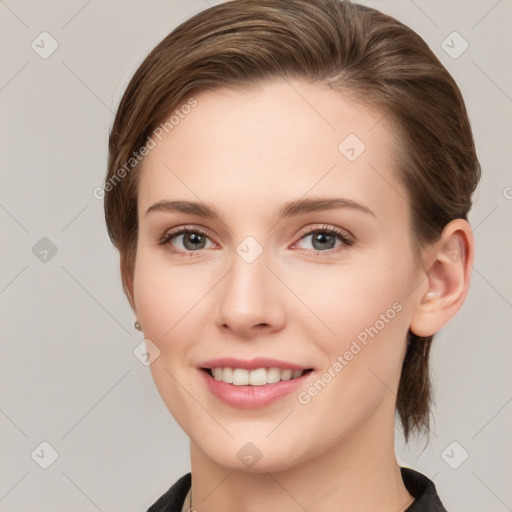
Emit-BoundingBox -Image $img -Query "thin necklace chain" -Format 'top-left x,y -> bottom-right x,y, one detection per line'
187,488 -> 197,512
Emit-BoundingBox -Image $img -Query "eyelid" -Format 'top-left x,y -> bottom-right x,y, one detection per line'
157,223 -> 354,256
157,224 -> 212,241
293,224 -> 354,245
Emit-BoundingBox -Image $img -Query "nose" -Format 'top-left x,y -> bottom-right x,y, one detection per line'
215,250 -> 286,339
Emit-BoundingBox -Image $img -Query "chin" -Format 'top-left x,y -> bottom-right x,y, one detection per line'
196,438 -> 308,474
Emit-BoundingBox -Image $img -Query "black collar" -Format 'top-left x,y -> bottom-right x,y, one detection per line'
147,467 -> 448,511
402,467 -> 448,511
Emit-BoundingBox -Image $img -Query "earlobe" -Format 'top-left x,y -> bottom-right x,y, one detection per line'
410,219 -> 474,337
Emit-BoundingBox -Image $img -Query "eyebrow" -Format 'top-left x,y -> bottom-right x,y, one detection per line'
145,197 -> 375,219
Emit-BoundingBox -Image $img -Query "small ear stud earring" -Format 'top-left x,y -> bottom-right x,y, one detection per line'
134,321 -> 142,331
425,291 -> 439,300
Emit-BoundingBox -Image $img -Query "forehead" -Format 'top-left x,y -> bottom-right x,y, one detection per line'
137,79 -> 407,223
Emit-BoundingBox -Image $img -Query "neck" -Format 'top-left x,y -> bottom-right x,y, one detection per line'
188,400 -> 414,512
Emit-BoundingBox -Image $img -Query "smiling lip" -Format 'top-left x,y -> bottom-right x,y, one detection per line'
198,357 -> 314,409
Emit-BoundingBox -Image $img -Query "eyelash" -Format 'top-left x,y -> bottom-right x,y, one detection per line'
157,224 -> 354,258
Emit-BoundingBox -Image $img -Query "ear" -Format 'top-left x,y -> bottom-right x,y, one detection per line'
410,218 -> 475,337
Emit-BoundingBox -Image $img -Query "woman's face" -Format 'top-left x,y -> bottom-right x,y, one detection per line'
132,79 -> 424,471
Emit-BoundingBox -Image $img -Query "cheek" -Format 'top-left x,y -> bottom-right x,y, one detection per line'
301,259 -> 410,343
132,251 -> 201,426
302,251 -> 414,390
293,276 -> 409,448
133,270 -> 170,339
132,250 -> 191,353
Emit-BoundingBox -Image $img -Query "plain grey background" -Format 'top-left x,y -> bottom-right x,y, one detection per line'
1,0 -> 511,511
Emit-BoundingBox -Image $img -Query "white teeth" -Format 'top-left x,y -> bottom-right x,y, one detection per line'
267,367 -> 281,383
232,368 -> 249,385
249,368 -> 267,386
280,369 -> 293,381
210,367 -> 305,385
222,367 -> 233,384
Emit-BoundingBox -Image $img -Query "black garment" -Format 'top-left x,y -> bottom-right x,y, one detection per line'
146,466 -> 448,511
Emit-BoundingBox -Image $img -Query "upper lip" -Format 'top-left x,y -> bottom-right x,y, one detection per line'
199,357 -> 311,371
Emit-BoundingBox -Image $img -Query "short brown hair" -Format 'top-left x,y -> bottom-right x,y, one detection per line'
104,0 -> 480,442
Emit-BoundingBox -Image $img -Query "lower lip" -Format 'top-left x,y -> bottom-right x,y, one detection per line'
199,369 -> 313,408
